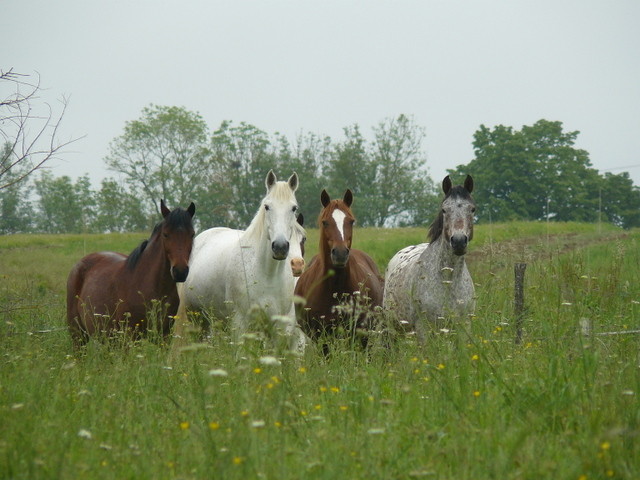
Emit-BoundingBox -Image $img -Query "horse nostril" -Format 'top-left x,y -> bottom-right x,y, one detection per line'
450,235 -> 468,254
171,266 -> 189,283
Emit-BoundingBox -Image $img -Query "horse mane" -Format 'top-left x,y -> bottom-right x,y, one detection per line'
427,185 -> 473,243
243,181 -> 298,243
125,206 -> 194,270
126,225 -> 158,270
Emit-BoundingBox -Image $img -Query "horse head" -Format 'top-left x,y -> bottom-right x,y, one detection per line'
160,199 -> 196,282
436,175 -> 475,256
263,170 -> 300,261
319,189 -> 355,268
290,213 -> 306,277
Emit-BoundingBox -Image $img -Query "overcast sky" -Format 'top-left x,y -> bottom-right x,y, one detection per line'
3,0 -> 640,188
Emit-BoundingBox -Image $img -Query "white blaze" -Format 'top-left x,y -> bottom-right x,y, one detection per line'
332,209 -> 347,240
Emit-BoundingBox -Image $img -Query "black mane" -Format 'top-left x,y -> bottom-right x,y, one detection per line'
427,185 -> 474,243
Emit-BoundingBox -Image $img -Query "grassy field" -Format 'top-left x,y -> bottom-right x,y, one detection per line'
1,222 -> 639,479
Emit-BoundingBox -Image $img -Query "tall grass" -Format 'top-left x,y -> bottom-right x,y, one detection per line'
1,223 -> 638,479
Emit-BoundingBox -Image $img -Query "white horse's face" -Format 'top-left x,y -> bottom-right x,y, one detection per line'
263,171 -> 300,261
263,197 -> 299,260
441,197 -> 475,256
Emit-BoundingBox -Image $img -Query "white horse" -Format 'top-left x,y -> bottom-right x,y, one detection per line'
383,175 -> 476,343
172,170 -> 307,352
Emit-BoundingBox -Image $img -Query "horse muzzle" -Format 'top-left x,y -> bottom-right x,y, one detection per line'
271,240 -> 290,261
291,257 -> 305,277
450,234 -> 468,256
171,265 -> 190,283
331,247 -> 350,268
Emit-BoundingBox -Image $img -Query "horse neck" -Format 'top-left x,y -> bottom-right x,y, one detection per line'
243,228 -> 287,277
132,236 -> 173,291
428,237 -> 467,276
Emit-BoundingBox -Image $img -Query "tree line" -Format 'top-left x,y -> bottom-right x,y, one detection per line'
1,103 -> 639,235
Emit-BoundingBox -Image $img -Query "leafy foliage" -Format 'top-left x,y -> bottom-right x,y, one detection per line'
449,119 -> 640,228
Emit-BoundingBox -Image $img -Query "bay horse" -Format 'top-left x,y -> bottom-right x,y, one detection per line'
66,200 -> 196,346
172,170 -> 307,354
294,189 -> 384,346
383,175 -> 475,343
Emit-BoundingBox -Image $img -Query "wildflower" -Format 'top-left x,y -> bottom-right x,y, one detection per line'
300,410 -> 308,416
274,421 -> 282,428
606,470 -> 614,477
209,422 -> 220,430
259,356 -> 281,366
471,354 -> 479,361
208,368 -> 228,377
298,366 -> 307,373
271,376 -> 280,384
473,391 -> 481,398
179,421 -> 190,430
339,405 -> 348,411
241,410 -> 249,417
437,363 -> 445,370
251,420 -> 266,428
314,404 -> 322,410
253,367 -> 262,374
600,441 -> 610,451
319,386 -> 328,393
77,429 -> 93,439
232,456 -> 244,465
330,386 -> 340,393
367,428 -> 385,435
410,357 -> 419,363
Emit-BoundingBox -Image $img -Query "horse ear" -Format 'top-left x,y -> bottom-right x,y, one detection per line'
288,172 -> 299,192
343,189 -> 353,207
442,176 -> 452,194
188,202 -> 196,218
265,170 -> 277,191
464,175 -> 474,193
321,189 -> 331,207
296,213 -> 304,227
161,199 -> 170,218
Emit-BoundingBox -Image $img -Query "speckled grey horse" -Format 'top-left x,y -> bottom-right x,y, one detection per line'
383,175 -> 476,343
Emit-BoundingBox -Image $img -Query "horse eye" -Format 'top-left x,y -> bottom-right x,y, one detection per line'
322,221 -> 329,228
264,205 -> 270,211
292,205 -> 298,212
471,207 -> 476,213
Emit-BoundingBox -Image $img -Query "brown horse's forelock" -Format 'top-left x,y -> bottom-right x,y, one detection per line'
317,200 -> 353,229
427,185 -> 474,243
125,207 -> 193,270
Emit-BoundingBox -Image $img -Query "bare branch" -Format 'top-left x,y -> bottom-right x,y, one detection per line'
1,69 -> 82,190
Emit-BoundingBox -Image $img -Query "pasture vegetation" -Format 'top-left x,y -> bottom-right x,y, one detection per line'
1,222 -> 639,479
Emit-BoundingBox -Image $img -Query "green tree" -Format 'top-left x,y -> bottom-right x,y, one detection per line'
34,172 -> 94,233
451,119 -> 602,223
599,172 -> 640,228
368,115 -> 437,227
276,132 -> 332,225
105,105 -> 209,218
93,178 -> 148,232
205,121 -> 277,228
0,143 -> 34,233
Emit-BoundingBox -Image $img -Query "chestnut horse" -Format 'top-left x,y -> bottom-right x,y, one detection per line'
294,189 -> 384,345
66,200 -> 195,346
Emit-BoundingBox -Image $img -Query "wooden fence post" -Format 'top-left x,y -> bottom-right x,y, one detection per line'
514,263 -> 527,344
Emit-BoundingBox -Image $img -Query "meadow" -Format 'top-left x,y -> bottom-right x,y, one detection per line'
1,221 -> 639,479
